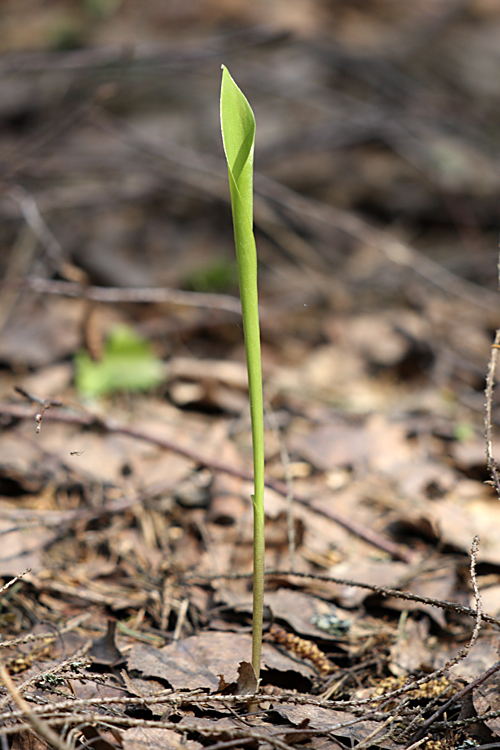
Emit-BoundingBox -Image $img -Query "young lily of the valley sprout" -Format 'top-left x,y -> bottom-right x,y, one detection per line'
220,65 -> 265,681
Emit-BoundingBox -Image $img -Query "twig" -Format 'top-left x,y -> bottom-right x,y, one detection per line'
14,386 -> 62,433
432,709 -> 500,731
8,187 -> 64,270
404,535 -> 483,741
7,276 -> 243,316
0,402 -> 411,562
415,660 -> 500,741
470,534 -> 483,636
0,690 -> 438,725
0,613 -> 90,652
172,598 -> 189,641
0,700 -> 400,750
0,663 -> 73,750
270,563 -> 497,628
91,106 -> 500,314
0,627 -> 91,714
254,172 -> 500,313
187,564 -> 500,629
353,712 -> 400,750
0,711 -> 298,750
0,654 -> 93,714
14,386 -> 62,409
0,29 -> 282,76
404,738 -> 431,750
484,253 -> 500,498
0,569 -> 30,597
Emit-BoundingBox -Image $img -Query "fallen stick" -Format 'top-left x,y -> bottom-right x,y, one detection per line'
0,402 -> 412,562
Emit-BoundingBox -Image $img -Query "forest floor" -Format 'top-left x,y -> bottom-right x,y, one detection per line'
1,2 -> 500,750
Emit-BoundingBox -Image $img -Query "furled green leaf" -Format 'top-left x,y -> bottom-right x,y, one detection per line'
220,66 -> 256,251
75,325 -> 164,397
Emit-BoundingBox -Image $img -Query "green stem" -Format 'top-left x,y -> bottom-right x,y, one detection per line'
234,195 -> 265,678
252,491 -> 265,674
220,65 -> 265,680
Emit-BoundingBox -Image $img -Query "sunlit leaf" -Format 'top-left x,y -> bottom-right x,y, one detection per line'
75,325 -> 164,397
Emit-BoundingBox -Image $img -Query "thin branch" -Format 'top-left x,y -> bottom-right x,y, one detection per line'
0,569 -> 30,598
415,660 -> 500,741
14,386 -> 63,433
0,664 -> 73,750
268,562 -> 497,628
0,634 -> 91,712
6,276 -> 243,316
0,711 -> 297,750
91,106 -> 500,314
0,613 -> 90,652
8,186 -> 64,270
0,402 -> 411,562
404,535 -> 483,740
0,30 -> 281,76
485,253 -> 500,498
187,565 -> 500,629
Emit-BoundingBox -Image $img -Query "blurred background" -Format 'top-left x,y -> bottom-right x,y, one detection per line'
0,0 -> 499,399
1,0 -> 500,701
2,0 -> 500,666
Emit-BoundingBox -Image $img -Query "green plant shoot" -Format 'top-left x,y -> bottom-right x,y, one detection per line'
220,65 -> 265,680
75,325 -> 164,397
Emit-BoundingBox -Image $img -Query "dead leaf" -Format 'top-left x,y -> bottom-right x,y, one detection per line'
0,297 -> 85,368
216,660 -> 257,695
265,589 -> 351,641
291,414 -> 413,475
291,419 -> 371,471
79,726 -> 118,750
127,631 -> 316,691
427,498 -> 500,565
0,519 -> 56,576
473,666 -> 500,738
89,619 -> 125,668
388,617 -> 431,676
276,704 -> 399,748
122,727 -> 203,750
326,559 -> 408,608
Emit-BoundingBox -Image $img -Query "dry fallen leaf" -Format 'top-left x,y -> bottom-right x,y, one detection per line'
122,727 -> 203,750
127,630 -> 317,691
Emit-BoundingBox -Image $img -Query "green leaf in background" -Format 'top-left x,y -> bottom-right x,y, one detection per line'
75,325 -> 164,397
183,257 -> 238,293
454,421 -> 475,442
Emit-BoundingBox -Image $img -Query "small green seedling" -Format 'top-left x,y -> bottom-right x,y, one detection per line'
75,324 -> 164,397
220,66 -> 265,680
